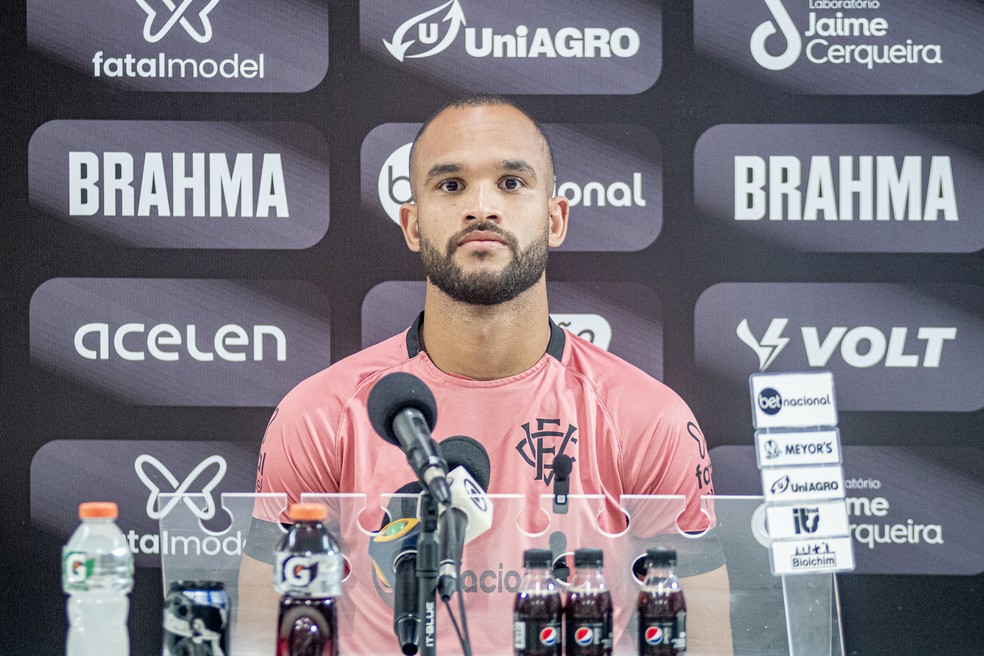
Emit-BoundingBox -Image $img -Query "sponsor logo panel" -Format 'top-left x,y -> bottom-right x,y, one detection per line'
29,120 -> 330,249
361,281 -> 663,379
360,0 -> 661,94
770,537 -> 854,575
751,372 -> 837,429
756,429 -> 841,467
27,0 -> 329,92
361,123 -> 662,252
694,0 -> 984,94
762,465 -> 845,502
710,445 -> 984,575
766,501 -> 851,539
695,283 -> 984,411
694,124 -> 984,253
31,440 -> 259,567
29,278 -> 331,406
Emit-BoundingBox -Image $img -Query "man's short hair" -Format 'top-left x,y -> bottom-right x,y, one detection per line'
408,94 -> 555,198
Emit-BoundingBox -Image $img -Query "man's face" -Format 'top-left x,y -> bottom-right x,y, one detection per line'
400,105 -> 568,305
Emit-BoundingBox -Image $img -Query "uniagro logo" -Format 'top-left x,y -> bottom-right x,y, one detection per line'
362,0 -> 660,93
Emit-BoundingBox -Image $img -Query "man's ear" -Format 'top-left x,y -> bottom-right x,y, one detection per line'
400,202 -> 421,252
547,195 -> 570,248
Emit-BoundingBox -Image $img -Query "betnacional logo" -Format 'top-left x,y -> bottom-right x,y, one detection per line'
694,0 -> 984,94
27,0 -> 329,91
693,124 -> 984,253
29,121 -> 330,249
29,278 -> 331,406
695,283 -> 984,411
363,123 -> 662,252
361,0 -> 661,94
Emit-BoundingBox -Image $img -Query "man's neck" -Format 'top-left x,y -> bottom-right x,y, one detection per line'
420,281 -> 552,381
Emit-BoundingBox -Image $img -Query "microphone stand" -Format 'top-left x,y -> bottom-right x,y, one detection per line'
416,490 -> 440,656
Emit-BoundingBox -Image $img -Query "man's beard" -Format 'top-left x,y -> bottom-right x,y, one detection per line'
419,222 -> 548,306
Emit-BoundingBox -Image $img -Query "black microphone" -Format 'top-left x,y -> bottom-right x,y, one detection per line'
552,454 -> 573,514
368,373 -> 451,506
436,436 -> 493,602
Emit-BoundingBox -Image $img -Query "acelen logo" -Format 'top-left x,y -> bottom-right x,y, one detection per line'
30,279 -> 332,406
695,283 -> 984,411
361,0 -> 661,94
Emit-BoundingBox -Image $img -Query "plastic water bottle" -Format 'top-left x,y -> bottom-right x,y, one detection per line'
62,501 -> 134,656
274,502 -> 343,656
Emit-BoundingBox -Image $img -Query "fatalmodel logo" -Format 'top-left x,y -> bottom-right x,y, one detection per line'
136,0 -> 221,44
384,0 -> 640,62
738,318 -> 957,371
750,0 -> 941,71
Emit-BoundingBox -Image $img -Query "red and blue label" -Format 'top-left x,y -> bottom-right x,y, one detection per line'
645,626 -> 665,645
540,626 -> 560,646
574,627 -> 595,646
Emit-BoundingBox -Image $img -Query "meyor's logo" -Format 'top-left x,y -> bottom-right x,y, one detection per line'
750,0 -> 941,71
384,0 -> 640,62
128,454 -> 244,557
137,0 -> 221,44
738,318 -> 957,371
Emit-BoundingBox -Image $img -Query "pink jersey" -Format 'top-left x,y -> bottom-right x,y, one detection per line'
249,315 -> 717,654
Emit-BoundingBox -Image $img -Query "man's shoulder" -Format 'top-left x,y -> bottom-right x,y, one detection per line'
280,331 -> 414,412
561,330 -> 690,416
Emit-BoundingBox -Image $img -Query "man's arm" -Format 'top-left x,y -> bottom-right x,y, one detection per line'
234,553 -> 279,656
683,564 -> 734,655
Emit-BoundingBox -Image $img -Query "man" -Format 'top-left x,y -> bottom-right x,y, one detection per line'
239,95 -> 731,654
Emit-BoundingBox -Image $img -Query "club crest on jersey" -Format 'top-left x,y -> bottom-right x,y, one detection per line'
540,626 -> 559,646
515,418 -> 578,485
574,626 -> 594,645
645,626 -> 664,645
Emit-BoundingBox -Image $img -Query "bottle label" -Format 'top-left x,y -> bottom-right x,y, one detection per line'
63,550 -> 93,590
641,612 -> 687,653
275,552 -> 343,596
569,621 -> 613,651
514,616 -> 561,652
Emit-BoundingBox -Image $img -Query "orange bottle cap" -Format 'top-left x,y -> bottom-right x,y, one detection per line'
290,503 -> 328,522
79,502 -> 119,519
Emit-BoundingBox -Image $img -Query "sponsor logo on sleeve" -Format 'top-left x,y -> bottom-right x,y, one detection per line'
695,283 -> 984,411
29,121 -> 330,249
361,0 -> 660,94
363,123 -> 662,252
694,124 -> 984,253
30,278 -> 331,406
27,0 -> 329,91
694,0 -> 984,94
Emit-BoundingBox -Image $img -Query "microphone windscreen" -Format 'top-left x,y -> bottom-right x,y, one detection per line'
367,372 -> 439,445
440,435 -> 491,489
552,453 -> 573,480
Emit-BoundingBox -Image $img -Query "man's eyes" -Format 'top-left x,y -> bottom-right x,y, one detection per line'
438,180 -> 461,192
436,177 -> 527,192
500,177 -> 526,190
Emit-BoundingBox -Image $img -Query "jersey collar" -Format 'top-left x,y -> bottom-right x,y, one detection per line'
406,311 -> 566,361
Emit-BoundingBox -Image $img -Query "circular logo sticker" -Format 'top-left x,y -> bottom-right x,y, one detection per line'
539,626 -> 559,646
574,626 -> 594,646
644,626 -> 664,645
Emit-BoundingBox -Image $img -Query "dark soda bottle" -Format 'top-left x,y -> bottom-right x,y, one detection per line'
274,503 -> 343,656
565,548 -> 613,656
514,548 -> 563,655
637,547 -> 686,655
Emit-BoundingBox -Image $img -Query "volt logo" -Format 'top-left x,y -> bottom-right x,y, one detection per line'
135,0 -> 221,44
749,0 -> 801,71
134,454 -> 227,520
385,0 -> 466,62
737,318 -> 789,371
738,319 -> 957,370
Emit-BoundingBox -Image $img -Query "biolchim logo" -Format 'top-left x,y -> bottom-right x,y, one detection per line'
750,0 -> 942,71
384,0 -> 641,62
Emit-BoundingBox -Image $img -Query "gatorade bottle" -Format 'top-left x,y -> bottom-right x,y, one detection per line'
62,501 -> 134,656
514,548 -> 563,655
565,548 -> 613,656
637,547 -> 686,655
274,503 -> 343,656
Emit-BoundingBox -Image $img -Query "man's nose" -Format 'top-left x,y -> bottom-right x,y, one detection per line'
464,183 -> 500,223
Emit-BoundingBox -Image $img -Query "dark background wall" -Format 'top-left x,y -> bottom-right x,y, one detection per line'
3,1 -> 982,654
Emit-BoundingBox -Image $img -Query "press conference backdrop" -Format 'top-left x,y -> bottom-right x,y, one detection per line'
3,1 -> 983,654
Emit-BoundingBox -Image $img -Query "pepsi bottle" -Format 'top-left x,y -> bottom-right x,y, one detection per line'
637,547 -> 686,655
514,548 -> 563,655
565,548 -> 613,656
274,503 -> 342,656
